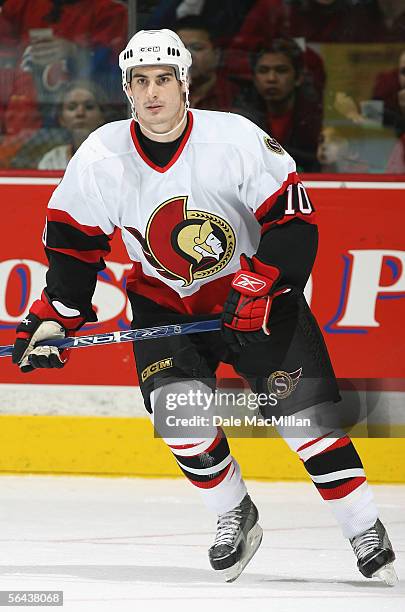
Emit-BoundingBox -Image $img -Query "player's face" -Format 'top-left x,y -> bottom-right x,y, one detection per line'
398,51 -> 405,90
60,88 -> 104,133
128,66 -> 185,133
177,29 -> 218,81
254,53 -> 300,104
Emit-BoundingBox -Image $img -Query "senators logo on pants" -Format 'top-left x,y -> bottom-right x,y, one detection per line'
267,368 -> 302,399
125,196 -> 235,286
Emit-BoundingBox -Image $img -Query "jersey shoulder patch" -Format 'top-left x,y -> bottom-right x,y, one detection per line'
263,135 -> 285,155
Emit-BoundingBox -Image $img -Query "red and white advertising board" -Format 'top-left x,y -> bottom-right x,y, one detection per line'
0,173 -> 404,388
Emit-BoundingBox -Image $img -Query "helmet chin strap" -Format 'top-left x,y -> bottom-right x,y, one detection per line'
135,106 -> 188,138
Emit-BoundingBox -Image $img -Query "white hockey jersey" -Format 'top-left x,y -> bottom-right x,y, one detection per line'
44,109 -> 308,315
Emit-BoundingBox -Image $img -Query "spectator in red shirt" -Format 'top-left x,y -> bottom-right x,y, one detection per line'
2,0 -> 127,57
233,0 -> 405,46
232,39 -> 322,172
0,8 -> 41,167
231,0 -> 362,50
284,0 -> 367,43
1,0 -> 127,133
175,16 -> 239,111
227,0 -> 326,99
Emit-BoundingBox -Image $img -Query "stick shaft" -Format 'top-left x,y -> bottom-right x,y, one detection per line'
0,319 -> 221,358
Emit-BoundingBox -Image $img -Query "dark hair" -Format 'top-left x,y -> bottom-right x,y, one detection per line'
251,39 -> 304,77
174,15 -> 213,41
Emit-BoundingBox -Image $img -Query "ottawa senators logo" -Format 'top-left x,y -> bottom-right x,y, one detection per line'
124,196 -> 235,287
263,135 -> 284,155
267,368 -> 302,399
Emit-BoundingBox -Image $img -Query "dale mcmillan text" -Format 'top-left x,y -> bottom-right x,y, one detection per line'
165,415 -> 311,427
213,415 -> 311,427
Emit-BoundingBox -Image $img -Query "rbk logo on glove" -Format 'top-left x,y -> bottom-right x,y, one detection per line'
232,272 -> 272,295
221,254 -> 288,352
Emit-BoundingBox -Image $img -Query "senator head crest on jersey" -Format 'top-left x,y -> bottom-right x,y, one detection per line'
125,196 -> 235,286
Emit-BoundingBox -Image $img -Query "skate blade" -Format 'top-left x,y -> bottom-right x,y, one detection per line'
224,523 -> 263,583
373,563 -> 399,586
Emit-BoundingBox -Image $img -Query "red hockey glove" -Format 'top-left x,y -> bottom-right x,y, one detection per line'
12,290 -> 85,373
222,254 -> 287,351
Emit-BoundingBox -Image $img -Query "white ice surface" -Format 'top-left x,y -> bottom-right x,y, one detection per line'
0,476 -> 403,612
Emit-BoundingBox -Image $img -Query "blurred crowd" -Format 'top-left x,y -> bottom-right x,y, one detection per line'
0,0 -> 405,173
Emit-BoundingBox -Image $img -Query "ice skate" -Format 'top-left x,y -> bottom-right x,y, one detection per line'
350,518 -> 398,586
208,494 -> 263,583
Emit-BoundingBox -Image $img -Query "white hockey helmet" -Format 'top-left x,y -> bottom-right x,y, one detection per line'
119,28 -> 192,91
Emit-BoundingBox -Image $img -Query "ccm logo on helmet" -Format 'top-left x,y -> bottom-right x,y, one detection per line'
140,46 -> 160,52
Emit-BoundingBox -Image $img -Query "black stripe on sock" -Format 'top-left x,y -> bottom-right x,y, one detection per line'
304,442 -> 363,477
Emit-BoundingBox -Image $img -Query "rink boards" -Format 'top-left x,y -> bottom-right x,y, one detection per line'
0,174 -> 404,481
0,412 -> 405,482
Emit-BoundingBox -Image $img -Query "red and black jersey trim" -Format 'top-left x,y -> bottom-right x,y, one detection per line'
303,438 -> 363,476
45,209 -> 114,264
255,172 -> 316,233
255,171 -> 299,224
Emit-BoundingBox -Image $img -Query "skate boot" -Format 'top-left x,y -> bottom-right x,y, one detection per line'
350,518 -> 398,586
208,494 -> 263,583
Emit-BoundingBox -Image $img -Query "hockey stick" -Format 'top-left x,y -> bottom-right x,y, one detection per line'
0,319 -> 222,359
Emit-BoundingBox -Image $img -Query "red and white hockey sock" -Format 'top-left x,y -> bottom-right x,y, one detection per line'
150,384 -> 247,515
165,428 -> 247,514
284,431 -> 378,538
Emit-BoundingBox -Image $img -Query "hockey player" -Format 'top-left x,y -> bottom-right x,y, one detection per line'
12,29 -> 397,585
